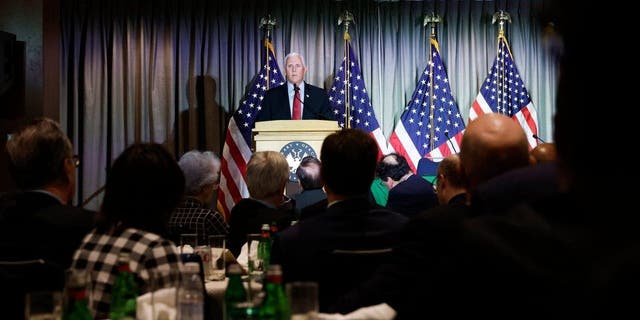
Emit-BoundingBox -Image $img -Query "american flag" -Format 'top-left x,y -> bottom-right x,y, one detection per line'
469,34 -> 538,148
218,39 -> 285,218
388,38 -> 465,172
328,33 -> 389,157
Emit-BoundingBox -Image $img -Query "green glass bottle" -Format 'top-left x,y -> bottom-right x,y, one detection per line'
63,270 -> 93,320
258,264 -> 290,320
109,252 -> 138,320
224,264 -> 248,320
258,224 -> 271,273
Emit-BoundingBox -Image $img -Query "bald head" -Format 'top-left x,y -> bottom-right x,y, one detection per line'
460,113 -> 530,189
530,143 -> 557,164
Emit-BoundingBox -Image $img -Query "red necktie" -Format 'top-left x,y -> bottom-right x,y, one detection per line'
293,86 -> 302,120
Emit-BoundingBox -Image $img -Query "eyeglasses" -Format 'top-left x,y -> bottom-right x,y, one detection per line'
72,155 -> 80,168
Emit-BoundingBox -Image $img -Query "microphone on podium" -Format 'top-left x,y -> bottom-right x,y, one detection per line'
444,131 -> 458,154
532,134 -> 546,144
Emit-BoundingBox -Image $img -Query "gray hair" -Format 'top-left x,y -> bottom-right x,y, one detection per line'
284,52 -> 306,68
178,150 -> 221,196
6,117 -> 74,189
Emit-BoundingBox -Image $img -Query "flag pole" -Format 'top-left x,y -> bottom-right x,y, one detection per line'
492,10 -> 512,115
338,10 -> 354,129
423,12 -> 441,152
259,14 -> 277,90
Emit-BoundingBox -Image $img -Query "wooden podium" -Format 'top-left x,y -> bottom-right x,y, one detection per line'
253,120 -> 340,194
252,120 -> 340,158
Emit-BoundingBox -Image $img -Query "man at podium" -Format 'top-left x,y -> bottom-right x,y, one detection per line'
257,52 -> 333,122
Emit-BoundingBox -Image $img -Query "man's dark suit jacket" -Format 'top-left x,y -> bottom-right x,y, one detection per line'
0,191 -> 95,268
227,198 -> 297,257
256,82 -> 334,121
270,196 -> 408,312
386,174 -> 438,217
291,188 -> 327,215
0,191 -> 95,318
331,200 -> 583,319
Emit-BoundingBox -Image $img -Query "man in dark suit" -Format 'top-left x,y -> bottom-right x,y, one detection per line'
376,152 -> 438,217
256,52 -> 333,121
0,118 -> 95,318
271,129 -> 408,312
290,156 -> 326,217
331,113 -> 579,319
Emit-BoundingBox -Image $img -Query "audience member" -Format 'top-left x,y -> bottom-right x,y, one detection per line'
460,113 -> 531,190
530,142 -> 557,163
169,150 -> 229,245
434,154 -> 467,206
290,156 -> 326,218
330,6 -> 614,316
228,151 -> 296,257
470,123 -> 559,215
376,153 -> 438,217
0,118 -> 95,318
257,52 -> 333,121
70,143 -> 185,319
331,113 -> 578,319
271,128 -> 408,312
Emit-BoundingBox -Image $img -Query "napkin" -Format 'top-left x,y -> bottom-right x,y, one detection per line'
316,303 -> 397,320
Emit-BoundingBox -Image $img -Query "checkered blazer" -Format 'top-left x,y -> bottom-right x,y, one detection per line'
70,228 -> 182,319
169,197 -> 229,244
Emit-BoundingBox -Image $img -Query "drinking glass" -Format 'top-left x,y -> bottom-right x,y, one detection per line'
179,233 -> 198,254
286,282 -> 319,320
208,235 -> 227,281
246,233 -> 264,281
25,290 -> 63,320
146,269 -> 181,320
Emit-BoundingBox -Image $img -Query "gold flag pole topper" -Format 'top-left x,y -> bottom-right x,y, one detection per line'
492,10 -> 511,37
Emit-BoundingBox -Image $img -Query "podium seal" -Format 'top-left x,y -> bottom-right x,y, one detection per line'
280,141 -> 317,182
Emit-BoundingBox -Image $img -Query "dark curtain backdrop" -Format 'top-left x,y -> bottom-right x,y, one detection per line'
60,0 -> 560,209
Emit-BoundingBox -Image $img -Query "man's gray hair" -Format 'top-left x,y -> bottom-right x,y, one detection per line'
178,150 -> 221,196
284,52 -> 306,68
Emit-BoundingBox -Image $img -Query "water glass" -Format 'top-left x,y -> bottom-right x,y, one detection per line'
25,290 -> 63,320
208,235 -> 227,281
146,269 -> 181,320
179,234 -> 198,254
246,234 -> 264,281
286,281 -> 319,320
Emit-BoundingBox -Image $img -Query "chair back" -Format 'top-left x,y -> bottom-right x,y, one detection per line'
0,259 -> 65,319
316,248 -> 393,311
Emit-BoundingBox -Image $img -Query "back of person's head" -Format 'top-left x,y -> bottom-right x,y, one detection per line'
530,142 -> 557,164
246,151 -> 289,200
98,143 -> 184,234
437,154 -> 465,189
296,156 -> 322,190
436,154 -> 466,205
376,153 -> 411,182
321,128 -> 378,197
6,118 -> 74,190
178,150 -> 221,196
460,113 -> 530,189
